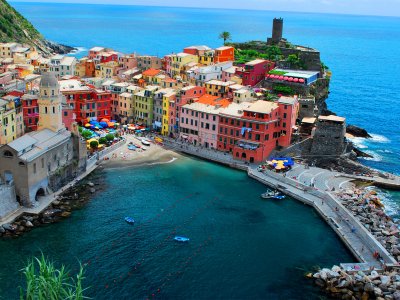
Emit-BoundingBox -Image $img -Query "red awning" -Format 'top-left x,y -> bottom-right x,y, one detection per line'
299,79 -> 305,83
293,78 -> 299,82
283,76 -> 289,81
288,77 -> 294,82
278,76 -> 284,80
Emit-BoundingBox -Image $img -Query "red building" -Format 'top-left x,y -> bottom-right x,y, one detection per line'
215,46 -> 234,63
21,94 -> 39,132
217,97 -> 298,163
235,59 -> 275,87
60,80 -> 112,125
183,45 -> 212,56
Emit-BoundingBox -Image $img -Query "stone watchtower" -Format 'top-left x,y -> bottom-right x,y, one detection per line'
37,72 -> 65,133
267,18 -> 283,45
310,115 -> 346,157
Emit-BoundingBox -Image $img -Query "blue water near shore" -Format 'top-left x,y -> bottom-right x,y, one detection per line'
0,158 -> 354,299
2,3 -> 400,297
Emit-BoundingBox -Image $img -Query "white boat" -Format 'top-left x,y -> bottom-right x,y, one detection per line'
261,190 -> 286,199
141,139 -> 151,146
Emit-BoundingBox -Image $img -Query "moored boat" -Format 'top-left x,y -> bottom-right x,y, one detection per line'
141,139 -> 151,146
261,190 -> 286,200
125,217 -> 135,224
174,236 -> 190,242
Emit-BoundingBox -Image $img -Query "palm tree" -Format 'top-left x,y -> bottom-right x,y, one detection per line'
219,31 -> 231,45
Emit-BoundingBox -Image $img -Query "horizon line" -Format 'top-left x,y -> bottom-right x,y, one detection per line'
9,0 -> 400,18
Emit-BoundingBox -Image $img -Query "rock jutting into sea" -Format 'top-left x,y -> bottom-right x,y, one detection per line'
347,125 -> 373,139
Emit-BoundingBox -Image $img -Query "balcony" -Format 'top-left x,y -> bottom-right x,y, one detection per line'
236,140 -> 259,151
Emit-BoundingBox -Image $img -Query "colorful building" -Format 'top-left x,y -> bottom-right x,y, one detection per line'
186,61 -> 233,84
21,94 -> 39,132
161,91 -> 176,136
205,80 -> 236,98
214,46 -> 235,63
235,59 -> 275,87
142,68 -> 162,84
117,92 -> 134,124
134,86 -> 159,127
217,98 -> 298,163
137,55 -> 162,71
179,95 -> 230,148
168,53 -> 198,78
0,98 -> 17,144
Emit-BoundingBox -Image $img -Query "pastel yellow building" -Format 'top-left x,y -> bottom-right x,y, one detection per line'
170,53 -> 198,78
134,86 -> 159,127
0,98 -> 17,144
161,91 -> 176,136
97,61 -> 119,79
118,92 -> 135,123
0,42 -> 17,58
199,50 -> 215,66
205,80 -> 236,97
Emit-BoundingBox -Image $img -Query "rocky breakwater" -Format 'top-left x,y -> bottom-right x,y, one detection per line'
0,173 -> 104,238
337,188 -> 400,261
310,187 -> 400,299
310,266 -> 400,300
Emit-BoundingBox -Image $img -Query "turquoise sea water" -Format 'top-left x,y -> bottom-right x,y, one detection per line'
0,158 -> 354,299
1,3 -> 400,298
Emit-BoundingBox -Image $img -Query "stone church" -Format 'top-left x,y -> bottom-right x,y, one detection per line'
0,72 -> 87,210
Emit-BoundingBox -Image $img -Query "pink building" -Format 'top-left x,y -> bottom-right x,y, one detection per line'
171,85 -> 206,134
179,94 -> 230,148
222,66 -> 238,82
119,54 -> 137,70
88,47 -> 105,59
276,96 -> 299,147
235,59 -> 275,87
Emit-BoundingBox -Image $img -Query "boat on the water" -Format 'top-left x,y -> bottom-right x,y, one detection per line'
174,236 -> 190,242
128,145 -> 136,151
125,217 -> 135,224
141,139 -> 151,146
261,190 -> 286,200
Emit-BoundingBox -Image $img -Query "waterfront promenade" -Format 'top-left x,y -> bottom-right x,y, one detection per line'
161,137 -> 398,268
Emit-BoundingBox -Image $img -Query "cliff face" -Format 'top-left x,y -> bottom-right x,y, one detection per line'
0,0 -> 74,55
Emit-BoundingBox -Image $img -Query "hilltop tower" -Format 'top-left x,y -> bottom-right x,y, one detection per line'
37,72 -> 65,132
267,18 -> 284,45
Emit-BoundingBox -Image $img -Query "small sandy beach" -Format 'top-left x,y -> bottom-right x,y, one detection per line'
100,135 -> 181,169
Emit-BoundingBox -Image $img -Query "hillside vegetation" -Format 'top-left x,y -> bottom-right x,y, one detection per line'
0,0 -> 73,54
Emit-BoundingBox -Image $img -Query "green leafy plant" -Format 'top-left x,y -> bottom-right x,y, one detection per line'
105,133 -> 114,142
81,130 -> 92,140
89,140 -> 99,150
19,254 -> 88,300
98,137 -> 107,144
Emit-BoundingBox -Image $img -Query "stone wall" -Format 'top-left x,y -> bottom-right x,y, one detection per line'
0,184 -> 19,219
310,121 -> 346,156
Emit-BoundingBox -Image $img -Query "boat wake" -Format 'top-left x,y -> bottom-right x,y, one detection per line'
106,157 -> 178,171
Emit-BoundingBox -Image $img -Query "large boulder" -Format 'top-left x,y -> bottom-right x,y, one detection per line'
347,125 -> 372,138
365,282 -> 375,293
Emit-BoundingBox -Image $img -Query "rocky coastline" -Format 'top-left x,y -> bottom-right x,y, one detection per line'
0,170 -> 104,238
309,187 -> 400,299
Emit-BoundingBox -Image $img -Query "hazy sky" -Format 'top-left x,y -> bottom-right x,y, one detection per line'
9,0 -> 400,17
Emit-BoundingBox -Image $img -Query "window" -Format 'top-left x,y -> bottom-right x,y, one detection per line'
255,134 -> 260,141
3,150 -> 13,158
33,163 -> 37,174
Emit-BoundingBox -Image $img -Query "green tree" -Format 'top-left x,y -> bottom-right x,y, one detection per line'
218,31 -> 231,45
89,140 -> 99,150
81,130 -> 92,140
98,137 -> 107,144
19,254 -> 88,300
105,133 -> 114,142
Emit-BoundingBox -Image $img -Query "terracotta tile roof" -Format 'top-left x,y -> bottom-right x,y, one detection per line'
142,68 -> 161,77
196,94 -> 231,108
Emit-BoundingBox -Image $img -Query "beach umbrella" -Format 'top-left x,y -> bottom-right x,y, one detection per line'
99,121 -> 108,128
108,122 -> 115,127
111,120 -> 117,123
85,123 -> 91,127
101,118 -> 109,122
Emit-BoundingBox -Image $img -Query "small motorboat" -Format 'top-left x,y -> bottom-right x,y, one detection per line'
141,139 -> 151,146
125,217 -> 135,224
261,190 -> 285,200
174,236 -> 190,242
128,145 -> 136,151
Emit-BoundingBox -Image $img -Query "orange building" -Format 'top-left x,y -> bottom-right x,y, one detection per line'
215,46 -> 235,63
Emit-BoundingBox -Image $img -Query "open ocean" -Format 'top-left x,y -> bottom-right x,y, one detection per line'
1,2 -> 400,298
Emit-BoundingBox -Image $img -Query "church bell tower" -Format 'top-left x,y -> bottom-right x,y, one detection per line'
37,72 -> 65,132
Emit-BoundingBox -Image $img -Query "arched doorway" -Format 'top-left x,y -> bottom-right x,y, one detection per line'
241,152 -> 247,159
35,188 -> 45,201
250,157 -> 254,163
